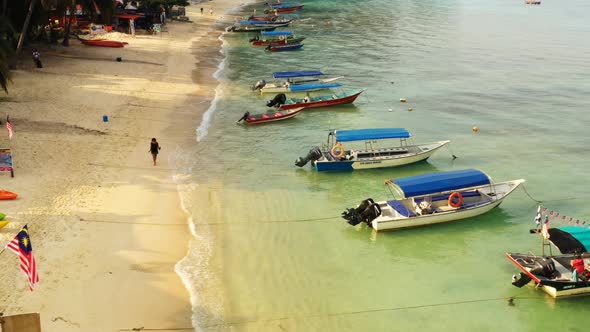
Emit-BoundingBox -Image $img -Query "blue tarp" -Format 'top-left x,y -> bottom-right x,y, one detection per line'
390,169 -> 491,198
289,82 -> 342,92
261,31 -> 294,37
335,128 -> 410,142
273,70 -> 323,78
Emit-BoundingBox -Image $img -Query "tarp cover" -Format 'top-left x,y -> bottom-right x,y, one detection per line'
548,226 -> 590,254
261,31 -> 294,36
335,128 -> 410,142
289,82 -> 341,91
391,169 -> 491,198
273,70 -> 323,78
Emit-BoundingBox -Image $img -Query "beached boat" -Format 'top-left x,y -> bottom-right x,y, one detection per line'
81,40 -> 128,48
508,222 -> 590,298
250,31 -> 305,46
295,128 -> 449,171
226,22 -> 288,32
269,88 -> 366,110
252,70 -> 344,93
0,190 -> 17,200
236,107 -> 304,124
341,169 -> 525,231
265,43 -> 303,52
0,220 -> 8,229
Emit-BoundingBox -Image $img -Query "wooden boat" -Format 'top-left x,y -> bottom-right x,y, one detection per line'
264,7 -> 302,14
253,70 -> 344,94
265,43 -> 303,52
81,40 -> 128,48
342,169 -> 525,231
0,190 -> 17,200
274,88 -> 366,110
238,19 -> 292,26
296,128 -> 450,171
0,220 -> 8,229
236,107 -> 304,124
508,221 -> 590,298
267,3 -> 304,11
226,22 -> 288,32
525,0 -> 541,4
247,14 -> 298,21
250,31 -> 305,46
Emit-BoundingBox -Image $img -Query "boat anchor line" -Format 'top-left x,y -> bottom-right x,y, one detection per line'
195,296 -> 538,329
520,183 -> 583,204
75,216 -> 340,227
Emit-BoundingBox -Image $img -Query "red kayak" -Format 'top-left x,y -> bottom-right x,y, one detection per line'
81,40 -> 128,48
0,190 -> 17,200
237,107 -> 304,124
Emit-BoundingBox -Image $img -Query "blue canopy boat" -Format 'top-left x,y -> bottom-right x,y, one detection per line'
252,70 -> 344,93
295,128 -> 449,171
342,169 -> 525,231
508,218 -> 590,298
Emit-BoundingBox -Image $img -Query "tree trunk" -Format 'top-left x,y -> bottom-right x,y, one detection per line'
61,1 -> 75,46
16,0 -> 36,56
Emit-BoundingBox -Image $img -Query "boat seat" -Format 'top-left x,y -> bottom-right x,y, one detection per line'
386,200 -> 416,217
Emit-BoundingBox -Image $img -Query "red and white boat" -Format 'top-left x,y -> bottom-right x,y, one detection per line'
274,89 -> 366,110
81,39 -> 128,48
237,107 -> 304,124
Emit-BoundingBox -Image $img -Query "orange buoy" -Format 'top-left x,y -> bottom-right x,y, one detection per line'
472,126 -> 479,132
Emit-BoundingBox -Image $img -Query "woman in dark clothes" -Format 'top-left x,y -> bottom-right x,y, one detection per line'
149,138 -> 161,166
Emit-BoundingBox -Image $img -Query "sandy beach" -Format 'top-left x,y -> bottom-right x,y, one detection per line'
0,1 -> 239,331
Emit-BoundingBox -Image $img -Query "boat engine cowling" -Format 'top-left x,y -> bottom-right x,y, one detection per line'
266,93 -> 287,107
252,79 -> 267,91
529,258 -> 558,279
295,146 -> 322,167
342,198 -> 381,227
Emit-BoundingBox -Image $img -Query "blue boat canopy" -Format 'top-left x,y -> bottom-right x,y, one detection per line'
261,31 -> 294,37
335,128 -> 410,142
389,169 -> 491,198
273,70 -> 323,78
548,226 -> 590,254
289,82 -> 341,92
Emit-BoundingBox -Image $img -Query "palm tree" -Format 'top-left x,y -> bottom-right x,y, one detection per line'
0,15 -> 15,93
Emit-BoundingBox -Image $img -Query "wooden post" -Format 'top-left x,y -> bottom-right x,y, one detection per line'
16,0 -> 37,57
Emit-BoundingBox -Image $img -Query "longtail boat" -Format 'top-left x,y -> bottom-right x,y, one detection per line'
250,31 -> 305,46
264,6 -> 302,14
238,19 -> 292,26
226,22 -> 289,32
247,13 -> 298,21
236,107 -> 304,124
265,43 -> 303,52
271,88 -> 366,110
341,169 -> 524,231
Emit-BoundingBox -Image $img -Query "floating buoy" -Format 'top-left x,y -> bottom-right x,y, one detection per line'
388,108 -> 393,112
472,126 -> 478,132
408,108 -> 413,112
400,98 -> 406,103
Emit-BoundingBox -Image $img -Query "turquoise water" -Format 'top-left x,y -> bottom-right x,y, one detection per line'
177,0 -> 590,330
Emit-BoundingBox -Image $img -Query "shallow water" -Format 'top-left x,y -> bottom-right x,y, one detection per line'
176,0 -> 590,330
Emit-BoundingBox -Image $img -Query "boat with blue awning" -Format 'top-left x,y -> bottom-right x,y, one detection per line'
252,70 -> 344,93
508,212 -> 590,298
295,128 -> 450,171
341,169 -> 525,231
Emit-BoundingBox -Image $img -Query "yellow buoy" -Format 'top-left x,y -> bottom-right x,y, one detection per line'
400,98 -> 406,103
472,126 -> 479,132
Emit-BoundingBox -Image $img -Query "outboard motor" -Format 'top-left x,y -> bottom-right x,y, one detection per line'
252,79 -> 266,91
342,198 -> 381,226
236,112 -> 250,123
511,272 -> 532,288
266,93 -> 287,108
295,146 -> 322,167
529,258 -> 557,279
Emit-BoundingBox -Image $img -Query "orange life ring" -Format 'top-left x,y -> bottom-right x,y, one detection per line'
448,192 -> 463,208
331,143 -> 345,158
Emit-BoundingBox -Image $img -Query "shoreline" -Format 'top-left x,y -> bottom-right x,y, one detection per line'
0,1 -> 242,331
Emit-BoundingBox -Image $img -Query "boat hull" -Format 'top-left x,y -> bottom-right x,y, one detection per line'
314,140 -> 449,172
279,89 -> 365,110
267,44 -> 303,52
367,180 -> 524,231
81,40 -> 128,48
241,107 -> 304,124
252,37 -> 305,46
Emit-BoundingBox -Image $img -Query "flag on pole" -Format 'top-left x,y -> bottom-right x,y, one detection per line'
6,115 -> 13,140
6,225 -> 39,291
541,216 -> 550,239
534,206 -> 542,226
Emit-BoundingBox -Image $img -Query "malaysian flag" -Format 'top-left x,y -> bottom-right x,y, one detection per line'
6,225 -> 39,291
534,206 -> 542,226
541,216 -> 550,239
6,115 -> 13,140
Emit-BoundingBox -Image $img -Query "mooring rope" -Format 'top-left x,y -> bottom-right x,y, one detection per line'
77,215 -> 341,227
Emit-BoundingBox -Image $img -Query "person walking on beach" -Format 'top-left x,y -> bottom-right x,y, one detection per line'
200,7 -> 204,14
149,138 -> 161,166
32,49 -> 43,68
209,8 -> 213,15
